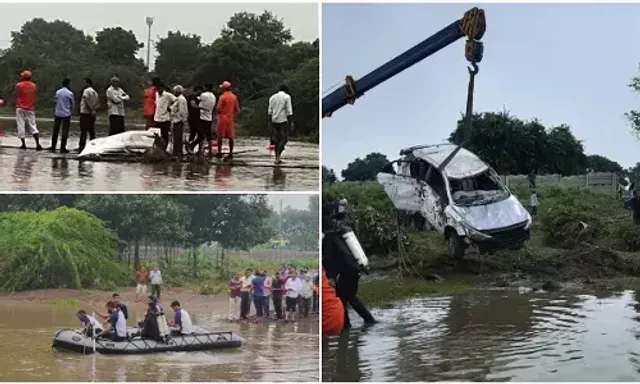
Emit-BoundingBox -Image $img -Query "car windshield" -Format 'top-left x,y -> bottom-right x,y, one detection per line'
449,170 -> 509,206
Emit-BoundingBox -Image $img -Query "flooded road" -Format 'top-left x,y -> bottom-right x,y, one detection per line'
0,120 -> 318,191
323,289 -> 640,382
0,302 -> 319,381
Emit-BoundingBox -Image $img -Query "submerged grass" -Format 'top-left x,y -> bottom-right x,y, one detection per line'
359,278 -> 473,307
49,298 -> 80,307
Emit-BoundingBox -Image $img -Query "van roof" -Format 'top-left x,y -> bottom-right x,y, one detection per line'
407,144 -> 489,179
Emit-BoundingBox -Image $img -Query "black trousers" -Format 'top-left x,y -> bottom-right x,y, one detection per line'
272,294 -> 283,319
109,115 -> 125,136
192,119 -> 213,150
240,291 -> 251,319
336,273 -> 375,328
78,113 -> 96,151
272,122 -> 289,154
51,116 -> 71,151
172,122 -> 184,157
188,118 -> 199,143
155,120 -> 171,150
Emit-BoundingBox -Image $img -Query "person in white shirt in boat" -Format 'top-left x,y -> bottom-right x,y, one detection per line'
76,309 -> 103,336
96,300 -> 128,341
268,85 -> 294,165
167,300 -> 194,335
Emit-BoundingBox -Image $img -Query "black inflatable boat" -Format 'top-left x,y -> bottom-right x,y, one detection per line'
52,326 -> 244,355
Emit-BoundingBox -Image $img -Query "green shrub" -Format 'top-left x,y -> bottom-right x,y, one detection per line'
0,207 -> 128,292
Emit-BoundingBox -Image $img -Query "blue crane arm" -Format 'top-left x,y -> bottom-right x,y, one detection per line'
322,7 -> 485,118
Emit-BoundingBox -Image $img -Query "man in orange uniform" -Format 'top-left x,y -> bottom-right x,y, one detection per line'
143,80 -> 156,130
216,81 -> 240,158
322,269 -> 345,336
15,70 -> 42,150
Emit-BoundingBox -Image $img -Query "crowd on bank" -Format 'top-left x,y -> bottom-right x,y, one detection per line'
8,70 -> 295,163
228,264 -> 320,322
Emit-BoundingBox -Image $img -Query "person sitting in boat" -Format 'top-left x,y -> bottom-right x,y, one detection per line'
167,300 -> 194,335
76,309 -> 103,336
133,296 -> 162,341
94,293 -> 129,322
95,300 -> 128,342
112,293 -> 129,320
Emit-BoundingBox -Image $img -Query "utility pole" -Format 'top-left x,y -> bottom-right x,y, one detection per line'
145,17 -> 154,70
278,199 -> 283,260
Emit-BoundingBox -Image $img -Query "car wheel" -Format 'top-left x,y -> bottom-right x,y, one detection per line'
447,232 -> 466,259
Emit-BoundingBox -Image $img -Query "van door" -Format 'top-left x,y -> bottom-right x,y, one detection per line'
377,173 -> 424,213
422,166 -> 448,231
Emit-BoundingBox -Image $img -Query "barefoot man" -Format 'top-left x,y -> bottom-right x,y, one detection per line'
216,81 -> 240,159
15,70 -> 42,150
268,85 -> 294,165
135,266 -> 149,302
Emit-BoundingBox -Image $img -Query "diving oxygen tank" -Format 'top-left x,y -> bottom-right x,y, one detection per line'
342,230 -> 369,269
156,305 -> 170,340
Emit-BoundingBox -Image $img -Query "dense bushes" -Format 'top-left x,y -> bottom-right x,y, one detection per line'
0,208 -> 127,291
323,180 -> 640,277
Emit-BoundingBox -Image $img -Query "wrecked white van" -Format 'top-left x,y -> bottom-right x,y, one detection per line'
377,144 -> 532,258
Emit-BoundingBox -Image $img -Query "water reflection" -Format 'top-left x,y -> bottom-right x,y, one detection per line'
323,289 -> 640,382
0,302 -> 319,382
0,123 -> 318,191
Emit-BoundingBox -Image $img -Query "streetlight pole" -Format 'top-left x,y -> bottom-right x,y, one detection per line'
145,17 -> 154,70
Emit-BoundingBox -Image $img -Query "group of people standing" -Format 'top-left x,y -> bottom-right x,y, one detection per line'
11,70 -> 295,164
228,264 -> 319,322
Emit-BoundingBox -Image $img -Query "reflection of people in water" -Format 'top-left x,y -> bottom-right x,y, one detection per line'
214,165 -> 232,189
271,167 -> 286,187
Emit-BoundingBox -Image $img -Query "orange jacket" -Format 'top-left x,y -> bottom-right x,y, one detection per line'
143,87 -> 156,116
322,269 -> 344,336
15,81 -> 36,110
216,90 -> 240,118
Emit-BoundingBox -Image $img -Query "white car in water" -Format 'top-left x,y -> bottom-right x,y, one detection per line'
377,143 -> 532,258
78,129 -> 163,159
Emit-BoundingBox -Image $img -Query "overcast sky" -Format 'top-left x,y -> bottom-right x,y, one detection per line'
323,3 -> 640,174
0,3 -> 318,69
266,194 -> 315,211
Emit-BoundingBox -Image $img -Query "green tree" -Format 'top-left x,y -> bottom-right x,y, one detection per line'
342,152 -> 390,181
95,27 -> 144,66
587,154 -> 623,174
154,31 -> 205,86
221,11 -> 293,48
76,195 -> 188,269
449,111 -> 586,175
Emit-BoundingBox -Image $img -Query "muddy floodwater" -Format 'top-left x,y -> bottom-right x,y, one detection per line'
0,119 -> 318,191
323,289 -> 640,382
0,302 -> 319,381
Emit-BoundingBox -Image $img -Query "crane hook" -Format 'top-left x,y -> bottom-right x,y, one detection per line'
468,62 -> 479,75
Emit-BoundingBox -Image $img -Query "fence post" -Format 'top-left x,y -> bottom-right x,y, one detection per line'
585,172 -> 589,191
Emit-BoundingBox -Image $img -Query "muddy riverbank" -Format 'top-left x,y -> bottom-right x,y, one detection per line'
0,287 -> 319,382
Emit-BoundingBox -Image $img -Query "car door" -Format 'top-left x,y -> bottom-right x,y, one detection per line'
377,172 -> 424,213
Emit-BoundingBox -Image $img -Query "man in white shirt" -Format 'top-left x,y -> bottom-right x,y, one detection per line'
171,85 -> 188,157
149,266 -> 163,299
152,78 -> 176,150
284,271 -> 303,321
239,269 -> 253,320
168,300 -> 194,334
78,77 -> 99,152
105,76 -> 130,136
188,83 -> 216,154
268,85 -> 294,164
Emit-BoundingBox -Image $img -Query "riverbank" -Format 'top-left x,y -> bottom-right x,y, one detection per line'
323,181 -> 640,306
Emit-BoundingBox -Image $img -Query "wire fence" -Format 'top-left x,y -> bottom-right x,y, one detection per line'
499,172 -> 618,196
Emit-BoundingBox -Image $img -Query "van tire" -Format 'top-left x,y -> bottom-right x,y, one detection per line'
447,232 -> 466,259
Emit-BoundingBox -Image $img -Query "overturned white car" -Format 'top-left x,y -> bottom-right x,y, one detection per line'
377,144 -> 532,258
